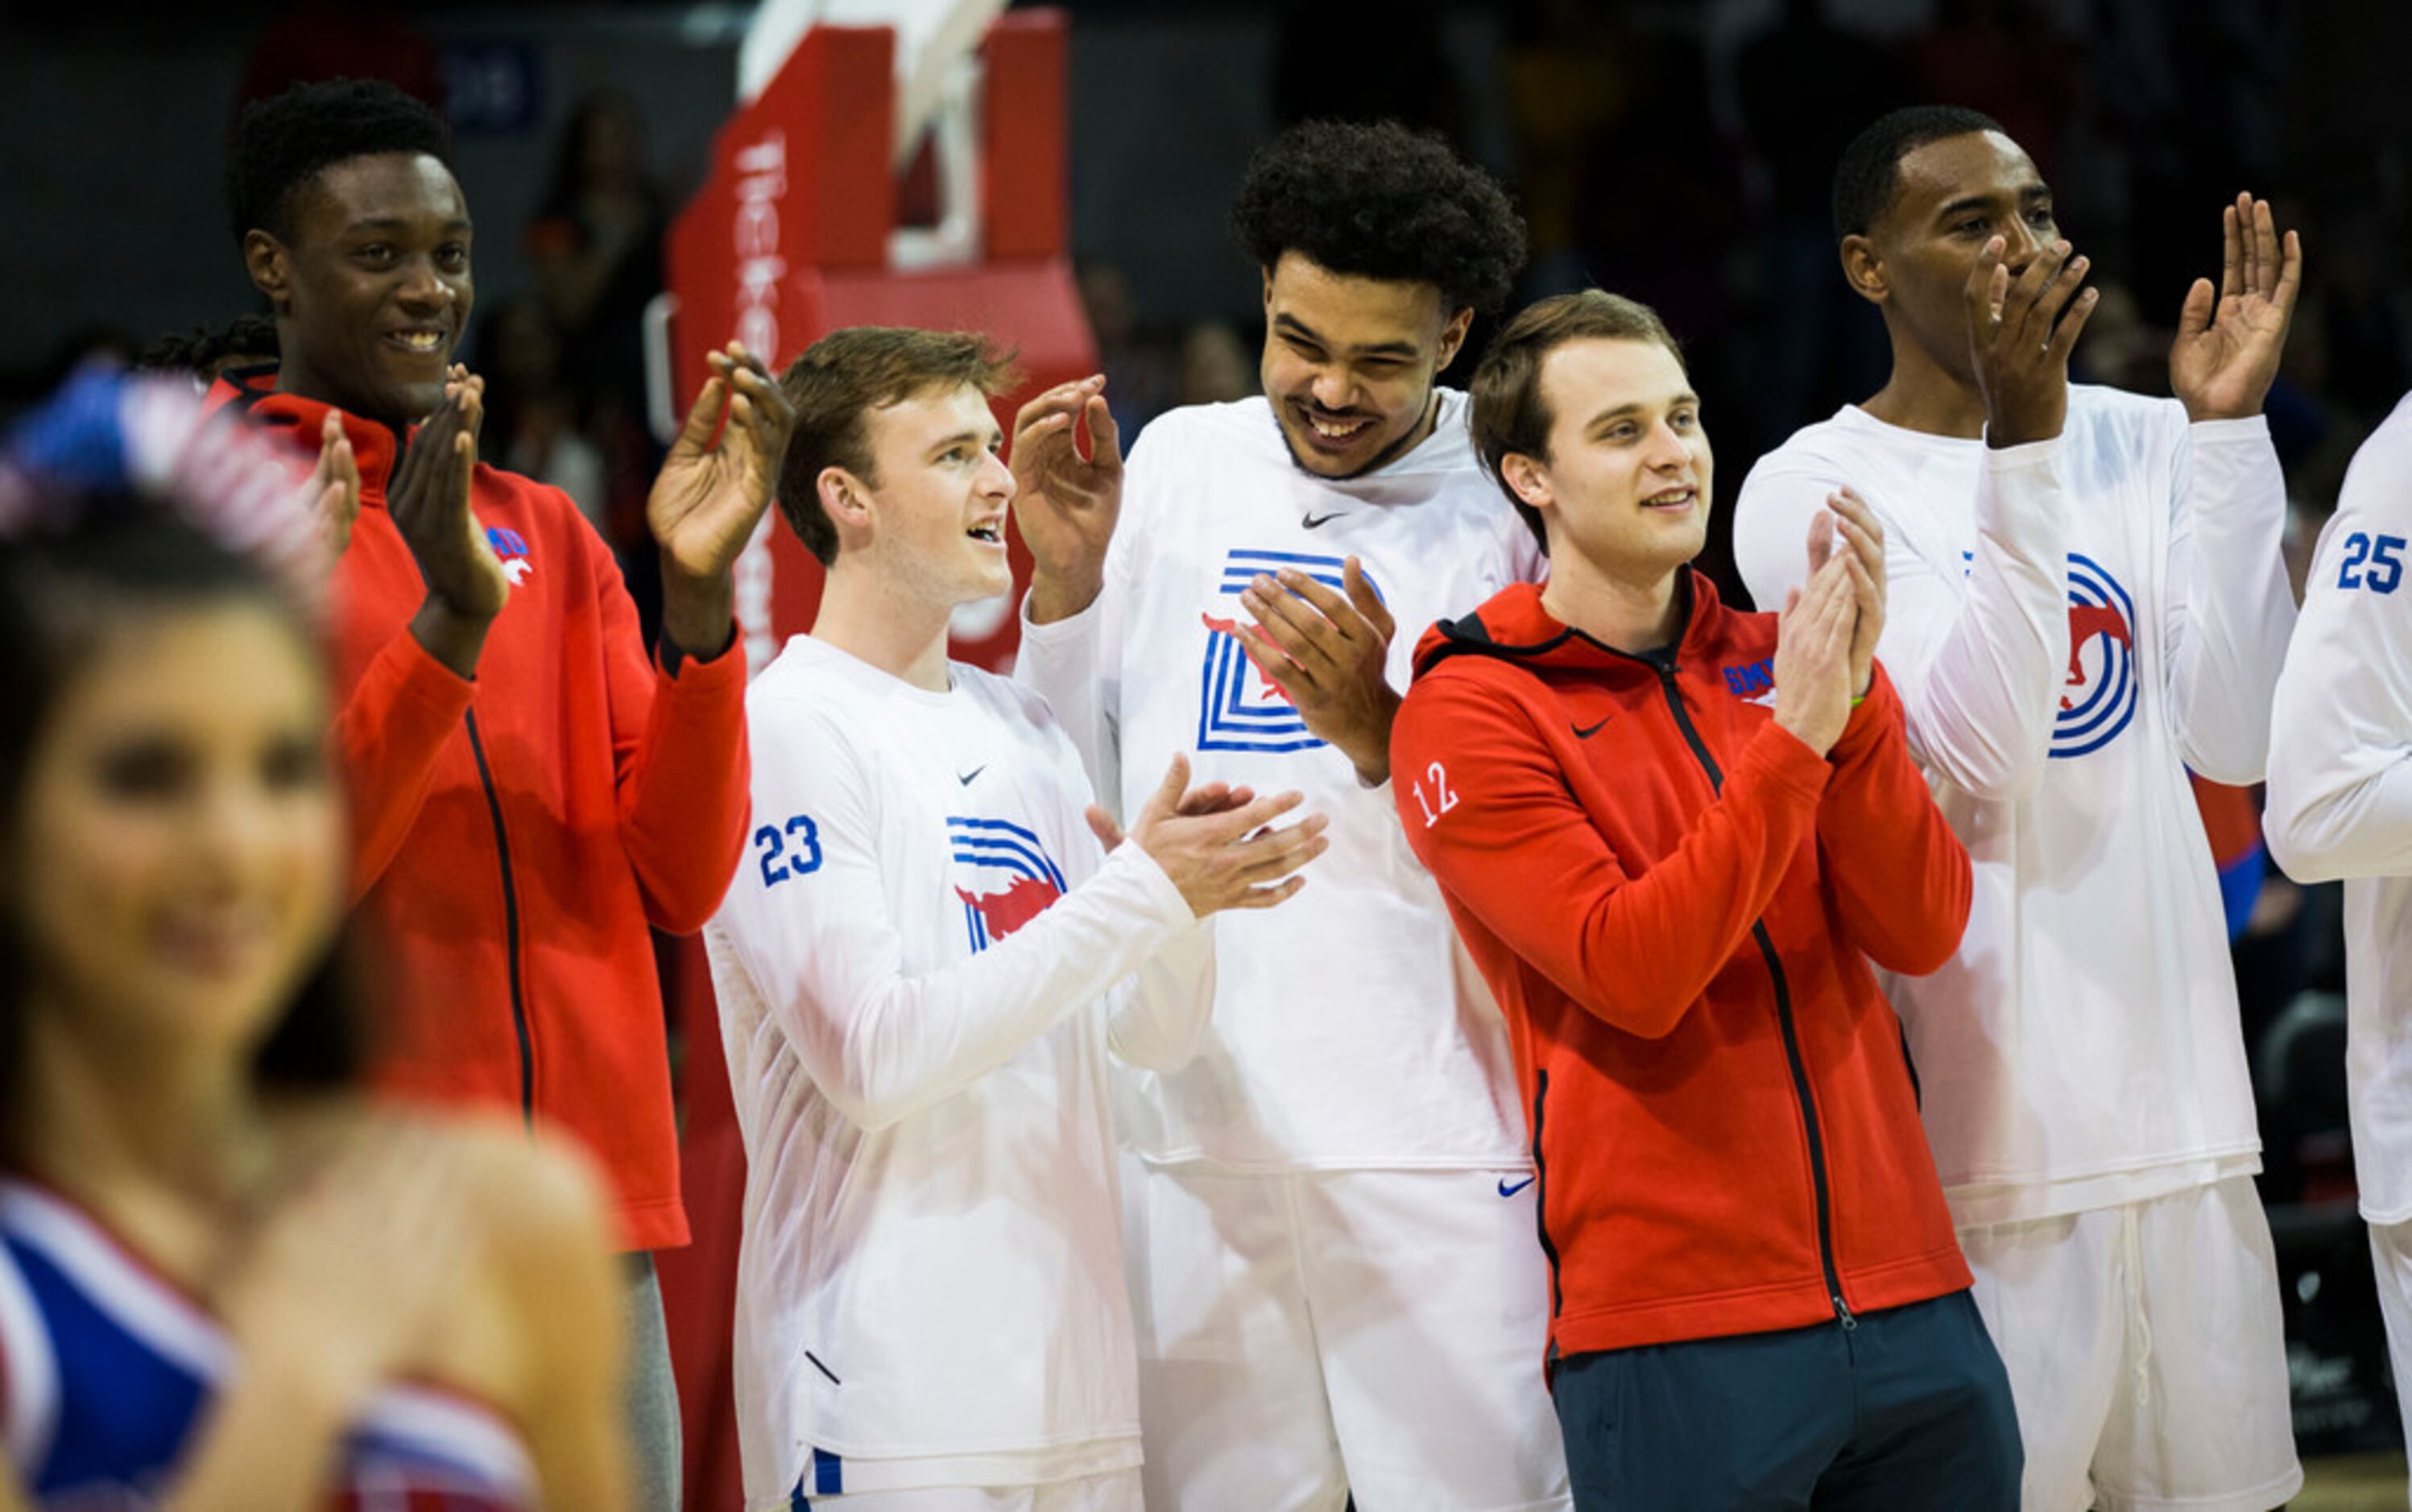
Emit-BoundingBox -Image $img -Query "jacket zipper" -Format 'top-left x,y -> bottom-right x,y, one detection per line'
1531,1071 -> 1563,1324
1647,660 -> 1856,1331
463,710 -> 536,1124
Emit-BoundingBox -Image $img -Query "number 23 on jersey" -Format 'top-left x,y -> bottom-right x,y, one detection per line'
755,814 -> 822,887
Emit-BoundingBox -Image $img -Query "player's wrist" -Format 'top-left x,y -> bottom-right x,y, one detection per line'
1026,568 -> 1103,625
409,596 -> 494,680
660,569 -> 738,665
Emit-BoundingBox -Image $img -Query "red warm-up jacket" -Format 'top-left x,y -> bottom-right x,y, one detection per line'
209,370 -> 750,1251
1392,572 -> 1972,1362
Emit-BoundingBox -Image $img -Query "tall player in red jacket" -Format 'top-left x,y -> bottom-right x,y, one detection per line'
1392,290 -> 2021,1509
206,80 -> 792,1510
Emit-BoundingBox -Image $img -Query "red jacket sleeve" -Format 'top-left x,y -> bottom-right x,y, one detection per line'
1814,659 -> 1973,976
594,542 -> 750,934
335,628 -> 474,905
1392,671 -> 1833,1039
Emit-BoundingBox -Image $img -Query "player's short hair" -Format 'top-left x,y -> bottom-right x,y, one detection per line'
1231,119 -> 1526,316
1831,104 -> 2006,242
226,78 -> 454,250
775,327 -> 1020,566
1468,290 -> 1683,552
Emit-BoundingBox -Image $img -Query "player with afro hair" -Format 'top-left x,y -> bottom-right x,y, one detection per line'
1231,118 -> 1525,320
1008,119 -> 1571,1510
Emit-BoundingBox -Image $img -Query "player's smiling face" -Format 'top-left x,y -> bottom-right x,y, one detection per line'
1260,251 -> 1473,481
1504,337 -> 1711,586
855,382 -> 1014,608
255,151 -> 474,428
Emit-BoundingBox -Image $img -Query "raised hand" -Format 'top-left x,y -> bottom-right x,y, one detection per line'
1235,556 -> 1402,784
309,409 -> 362,557
650,343 -> 796,658
2170,193 -> 2304,422
1093,754 -> 1328,916
1009,375 -> 1122,623
1773,555 -> 1859,758
391,367 -> 509,678
1804,486 -> 1885,698
1967,235 -> 2100,448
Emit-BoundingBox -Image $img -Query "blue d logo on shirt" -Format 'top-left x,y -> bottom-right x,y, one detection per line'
1194,549 -> 1388,754
2052,554 -> 2137,759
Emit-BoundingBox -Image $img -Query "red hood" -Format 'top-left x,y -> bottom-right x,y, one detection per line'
1409,568 -> 1729,684
205,366 -> 410,500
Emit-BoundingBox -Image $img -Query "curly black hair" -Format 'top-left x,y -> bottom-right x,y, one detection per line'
225,78 -> 453,250
1831,105 -> 2006,242
1231,119 -> 1526,316
135,314 -> 282,378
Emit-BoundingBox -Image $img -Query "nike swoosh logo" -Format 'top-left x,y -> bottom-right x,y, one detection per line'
1301,511 -> 1347,529
1571,717 -> 1610,739
957,766 -> 986,786
1497,1175 -> 1536,1197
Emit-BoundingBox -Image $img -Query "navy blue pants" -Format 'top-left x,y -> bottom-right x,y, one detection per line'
1553,1291 -> 2021,1510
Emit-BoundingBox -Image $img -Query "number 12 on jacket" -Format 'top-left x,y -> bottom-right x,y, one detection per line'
755,815 -> 823,887
1413,763 -> 1459,828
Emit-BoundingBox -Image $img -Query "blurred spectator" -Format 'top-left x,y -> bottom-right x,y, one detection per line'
1498,0 -> 1631,298
478,295 -> 610,531
1736,0 -> 1912,453
1177,320 -> 1253,406
523,89 -> 676,638
526,89 -> 670,439
1076,260 -> 1177,437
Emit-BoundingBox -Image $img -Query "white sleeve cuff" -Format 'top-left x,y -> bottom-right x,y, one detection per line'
2187,413 -> 2274,448
1107,836 -> 1197,929
1018,588 -> 1103,642
1977,431 -> 2067,471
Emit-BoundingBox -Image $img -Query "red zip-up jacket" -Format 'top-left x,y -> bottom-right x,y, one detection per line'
209,370 -> 750,1252
1392,573 -> 1972,1361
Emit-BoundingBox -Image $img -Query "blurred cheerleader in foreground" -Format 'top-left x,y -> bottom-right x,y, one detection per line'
0,372 -> 629,1510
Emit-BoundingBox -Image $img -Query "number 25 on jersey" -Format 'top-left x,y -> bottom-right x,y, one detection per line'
2339,531 -> 2407,594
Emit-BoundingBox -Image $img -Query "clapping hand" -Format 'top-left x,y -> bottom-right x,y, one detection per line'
2170,194 -> 2303,423
1805,487 -> 1885,699
308,410 -> 362,557
392,367 -> 508,678
1090,754 -> 1328,916
651,343 -> 796,658
1235,557 -> 1401,786
1010,375 -> 1123,623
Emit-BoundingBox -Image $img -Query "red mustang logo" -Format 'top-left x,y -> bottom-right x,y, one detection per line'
954,874 -> 1062,942
2062,602 -> 2134,709
1202,612 -> 1294,703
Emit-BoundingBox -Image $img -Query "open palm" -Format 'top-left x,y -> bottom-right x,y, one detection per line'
649,344 -> 796,579
2170,194 -> 2303,423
